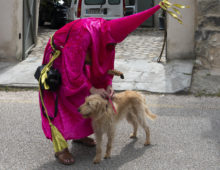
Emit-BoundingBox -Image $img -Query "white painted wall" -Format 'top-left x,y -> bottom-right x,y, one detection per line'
166,0 -> 196,60
0,0 -> 23,61
36,0 -> 40,41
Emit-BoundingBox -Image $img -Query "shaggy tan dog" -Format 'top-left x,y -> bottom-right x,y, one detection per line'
78,90 -> 156,164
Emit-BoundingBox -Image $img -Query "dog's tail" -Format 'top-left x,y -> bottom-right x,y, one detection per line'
138,92 -> 157,120
144,105 -> 157,120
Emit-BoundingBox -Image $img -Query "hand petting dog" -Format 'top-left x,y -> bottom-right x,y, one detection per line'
90,85 -> 114,99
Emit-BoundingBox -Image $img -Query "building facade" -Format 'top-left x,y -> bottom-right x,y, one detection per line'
0,0 -> 40,61
0,0 -> 219,71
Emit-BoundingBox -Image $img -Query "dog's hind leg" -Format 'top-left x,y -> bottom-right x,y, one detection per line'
126,113 -> 138,139
104,127 -> 115,159
93,131 -> 103,164
136,108 -> 151,146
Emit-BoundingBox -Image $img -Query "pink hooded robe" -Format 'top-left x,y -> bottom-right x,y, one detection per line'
40,5 -> 161,140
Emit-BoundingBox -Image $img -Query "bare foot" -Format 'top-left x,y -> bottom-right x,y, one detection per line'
55,148 -> 74,165
73,137 -> 96,147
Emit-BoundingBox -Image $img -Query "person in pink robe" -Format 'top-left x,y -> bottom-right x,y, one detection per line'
40,5 -> 161,165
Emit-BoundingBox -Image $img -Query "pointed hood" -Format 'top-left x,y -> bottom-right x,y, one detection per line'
108,5 -> 161,43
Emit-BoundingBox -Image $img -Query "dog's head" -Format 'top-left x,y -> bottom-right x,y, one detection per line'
78,94 -> 108,119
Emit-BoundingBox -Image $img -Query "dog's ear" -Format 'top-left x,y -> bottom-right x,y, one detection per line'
96,99 -> 108,113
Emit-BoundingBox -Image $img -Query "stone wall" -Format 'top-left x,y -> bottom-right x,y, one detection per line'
195,0 -> 220,69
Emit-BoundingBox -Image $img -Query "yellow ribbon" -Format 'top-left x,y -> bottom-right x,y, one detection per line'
41,67 -> 50,90
39,36 -> 68,153
40,37 -> 61,90
159,0 -> 190,24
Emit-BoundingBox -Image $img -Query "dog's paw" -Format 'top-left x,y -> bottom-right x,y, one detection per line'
144,140 -> 151,146
93,157 -> 101,164
104,154 -> 111,159
130,133 -> 137,139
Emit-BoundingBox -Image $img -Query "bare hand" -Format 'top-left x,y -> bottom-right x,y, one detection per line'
90,87 -> 109,98
106,85 -> 114,97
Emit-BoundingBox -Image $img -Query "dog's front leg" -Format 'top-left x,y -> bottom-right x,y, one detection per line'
93,131 -> 103,164
104,128 -> 115,159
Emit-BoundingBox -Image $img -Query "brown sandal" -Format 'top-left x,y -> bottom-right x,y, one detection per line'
73,137 -> 96,147
55,148 -> 75,165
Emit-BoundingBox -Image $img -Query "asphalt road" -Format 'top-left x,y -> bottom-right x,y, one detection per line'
0,91 -> 219,170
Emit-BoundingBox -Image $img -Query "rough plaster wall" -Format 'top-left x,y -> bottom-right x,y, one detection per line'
0,0 -> 22,61
195,0 -> 220,69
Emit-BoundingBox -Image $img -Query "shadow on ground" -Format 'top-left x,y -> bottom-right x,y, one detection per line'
35,139 -> 152,170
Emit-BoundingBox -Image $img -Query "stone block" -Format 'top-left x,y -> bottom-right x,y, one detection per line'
198,16 -> 220,30
195,30 -> 220,68
197,0 -> 220,16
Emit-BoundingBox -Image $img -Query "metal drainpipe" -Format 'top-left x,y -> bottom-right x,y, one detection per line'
157,10 -> 167,63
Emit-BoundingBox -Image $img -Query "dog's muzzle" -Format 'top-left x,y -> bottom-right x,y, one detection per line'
78,108 -> 91,118
81,113 -> 91,118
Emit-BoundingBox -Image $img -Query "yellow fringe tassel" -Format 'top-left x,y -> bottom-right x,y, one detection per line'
159,0 -> 190,24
